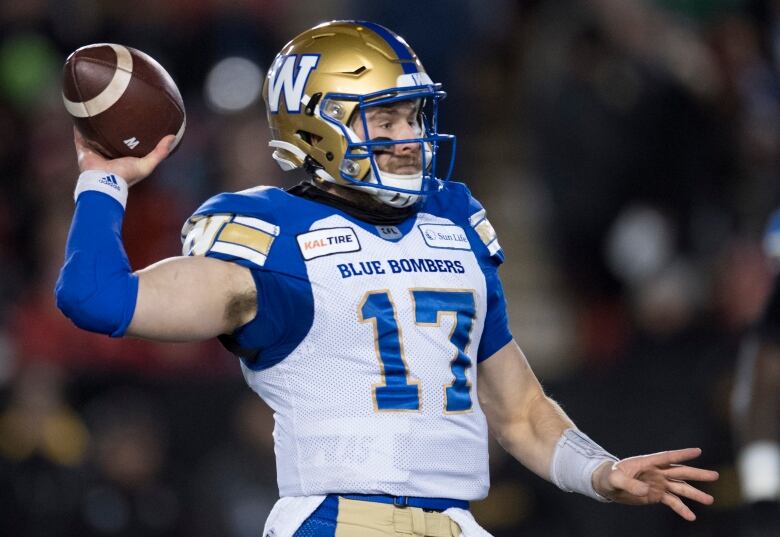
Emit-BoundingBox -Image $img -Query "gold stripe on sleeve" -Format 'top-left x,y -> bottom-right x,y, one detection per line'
217,222 -> 275,255
474,219 -> 496,246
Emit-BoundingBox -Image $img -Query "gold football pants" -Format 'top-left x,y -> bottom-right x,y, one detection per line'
333,497 -> 462,536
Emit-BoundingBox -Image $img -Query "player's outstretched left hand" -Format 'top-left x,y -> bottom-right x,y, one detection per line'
592,447 -> 719,521
74,128 -> 175,187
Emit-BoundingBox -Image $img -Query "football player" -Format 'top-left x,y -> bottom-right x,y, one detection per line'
56,21 -> 718,537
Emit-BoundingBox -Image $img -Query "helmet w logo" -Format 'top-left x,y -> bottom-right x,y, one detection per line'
267,54 -> 320,114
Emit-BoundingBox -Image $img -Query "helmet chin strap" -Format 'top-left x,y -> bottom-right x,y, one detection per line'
313,166 -> 422,208
363,169 -> 422,208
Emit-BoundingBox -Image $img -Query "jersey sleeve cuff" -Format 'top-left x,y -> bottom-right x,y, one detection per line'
477,332 -> 513,362
75,170 -> 129,209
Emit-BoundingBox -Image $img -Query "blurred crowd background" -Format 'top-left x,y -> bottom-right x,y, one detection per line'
0,0 -> 778,535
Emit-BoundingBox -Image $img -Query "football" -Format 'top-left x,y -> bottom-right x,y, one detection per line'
62,43 -> 185,159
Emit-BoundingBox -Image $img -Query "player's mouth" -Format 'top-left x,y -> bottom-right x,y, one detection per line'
389,157 -> 422,175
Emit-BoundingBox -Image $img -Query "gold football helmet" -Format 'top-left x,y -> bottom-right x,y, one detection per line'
261,20 -> 455,208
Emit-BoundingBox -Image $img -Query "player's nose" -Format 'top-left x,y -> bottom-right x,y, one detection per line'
393,123 -> 421,154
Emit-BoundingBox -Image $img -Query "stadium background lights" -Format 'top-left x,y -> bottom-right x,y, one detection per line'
204,56 -> 264,114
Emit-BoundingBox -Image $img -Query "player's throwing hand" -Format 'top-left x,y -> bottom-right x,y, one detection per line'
592,447 -> 719,521
74,128 -> 175,186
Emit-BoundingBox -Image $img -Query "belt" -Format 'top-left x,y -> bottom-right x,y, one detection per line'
339,493 -> 469,512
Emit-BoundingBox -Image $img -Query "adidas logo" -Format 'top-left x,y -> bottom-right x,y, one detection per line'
123,137 -> 140,149
98,174 -> 121,191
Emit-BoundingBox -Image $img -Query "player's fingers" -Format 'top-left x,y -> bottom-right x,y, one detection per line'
642,448 -> 702,468
610,469 -> 650,497
73,127 -> 85,146
666,480 -> 714,505
73,127 -> 92,155
148,135 -> 175,161
73,127 -> 105,170
661,492 -> 696,521
663,465 -> 719,482
160,134 -> 177,154
138,135 -> 176,174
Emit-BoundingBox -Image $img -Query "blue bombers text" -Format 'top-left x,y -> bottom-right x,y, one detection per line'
337,258 -> 466,279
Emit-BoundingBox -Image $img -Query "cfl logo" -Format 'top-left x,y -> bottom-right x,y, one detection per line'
266,54 -> 319,114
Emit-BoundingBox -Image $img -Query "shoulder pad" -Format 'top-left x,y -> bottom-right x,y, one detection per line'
438,181 -> 503,261
191,186 -> 286,220
468,206 -> 502,259
422,181 -> 503,263
181,187 -> 285,268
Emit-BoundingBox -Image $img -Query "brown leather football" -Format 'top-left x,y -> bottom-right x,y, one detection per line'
62,43 -> 185,159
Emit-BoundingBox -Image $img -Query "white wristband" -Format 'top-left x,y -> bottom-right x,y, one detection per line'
738,441 -> 780,502
74,170 -> 129,209
551,428 -> 619,502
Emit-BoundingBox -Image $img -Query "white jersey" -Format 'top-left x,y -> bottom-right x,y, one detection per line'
182,181 -> 511,501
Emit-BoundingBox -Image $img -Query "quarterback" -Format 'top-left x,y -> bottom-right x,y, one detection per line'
57,21 -> 718,537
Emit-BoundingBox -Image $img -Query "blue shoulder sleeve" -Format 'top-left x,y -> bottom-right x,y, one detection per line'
182,187 -> 315,369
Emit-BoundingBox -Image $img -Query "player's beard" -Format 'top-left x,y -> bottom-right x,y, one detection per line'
375,152 -> 422,175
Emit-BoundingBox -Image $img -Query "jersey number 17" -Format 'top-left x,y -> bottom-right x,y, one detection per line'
359,289 -> 475,414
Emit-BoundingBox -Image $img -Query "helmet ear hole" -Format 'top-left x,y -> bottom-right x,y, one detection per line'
296,131 -> 323,145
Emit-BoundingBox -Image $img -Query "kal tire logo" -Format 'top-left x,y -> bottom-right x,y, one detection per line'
297,226 -> 361,260
267,54 -> 320,114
